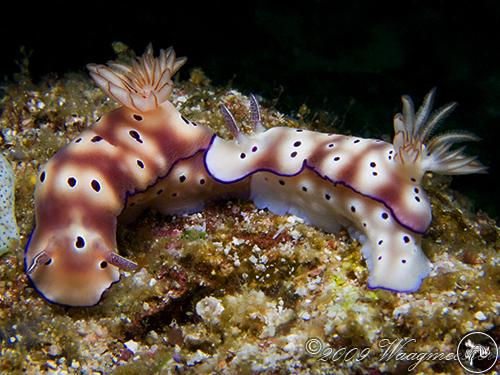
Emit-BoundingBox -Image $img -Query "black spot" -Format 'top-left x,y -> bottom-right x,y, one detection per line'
414,187 -> 419,194
129,202 -> 136,207
279,180 -> 285,185
252,146 -> 258,152
156,189 -> 164,195
363,222 -> 367,227
179,175 -> 186,183
370,162 -> 376,168
91,180 -> 101,192
388,156 -> 392,160
293,141 -> 302,147
240,153 -> 246,159
325,193 -> 331,200
191,122 -> 198,127
353,139 -> 360,143
381,212 -> 388,220
302,186 -> 308,192
40,171 -> 46,183
75,236 -> 85,248
199,178 -> 206,185
372,172 -> 378,176
378,256 -> 382,260
100,261 -> 108,269
75,138 -> 82,143
181,115 -> 190,124
96,116 -> 101,122
328,143 -> 334,148
296,129 -> 303,132
290,151 -> 297,158
350,205 -> 356,213
403,236 -> 410,243
401,259 -> 407,264
91,135 -> 103,142
172,192 -> 178,197
45,258 -> 52,265
410,177 -> 416,182
129,130 -> 143,143
133,114 -> 143,121
415,196 -> 421,202
389,150 -> 393,154
67,177 -> 77,187
378,240 -> 383,245
333,156 -> 340,161
137,160 -> 145,169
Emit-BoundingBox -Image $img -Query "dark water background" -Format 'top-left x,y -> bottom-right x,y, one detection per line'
1,1 -> 498,219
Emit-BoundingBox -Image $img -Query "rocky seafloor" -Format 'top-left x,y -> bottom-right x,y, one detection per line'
0,47 -> 498,374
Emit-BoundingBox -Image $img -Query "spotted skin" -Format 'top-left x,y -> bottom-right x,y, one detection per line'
0,154 -> 18,255
122,151 -> 249,222
206,128 -> 432,292
205,127 -> 431,234
205,91 -> 484,293
250,170 -> 430,292
25,46 -> 484,306
25,101 -> 233,306
205,127 -> 431,292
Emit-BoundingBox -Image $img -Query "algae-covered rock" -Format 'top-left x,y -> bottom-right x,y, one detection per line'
0,52 -> 498,374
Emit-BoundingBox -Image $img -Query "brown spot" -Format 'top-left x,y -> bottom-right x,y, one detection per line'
462,249 -> 485,265
129,130 -> 143,143
334,142 -> 383,183
67,177 -> 77,187
91,180 -> 101,192
75,236 -> 85,248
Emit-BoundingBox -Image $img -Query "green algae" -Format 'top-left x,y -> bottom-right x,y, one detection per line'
0,47 -> 498,374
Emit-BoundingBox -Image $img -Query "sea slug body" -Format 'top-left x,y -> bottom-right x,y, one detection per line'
24,46 -> 485,306
25,46 -> 249,306
0,153 -> 19,255
205,92 -> 485,292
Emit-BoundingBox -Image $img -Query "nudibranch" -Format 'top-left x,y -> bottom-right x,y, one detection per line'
25,46 -> 248,306
205,90 -> 485,293
25,45 -> 485,307
0,153 -> 18,255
